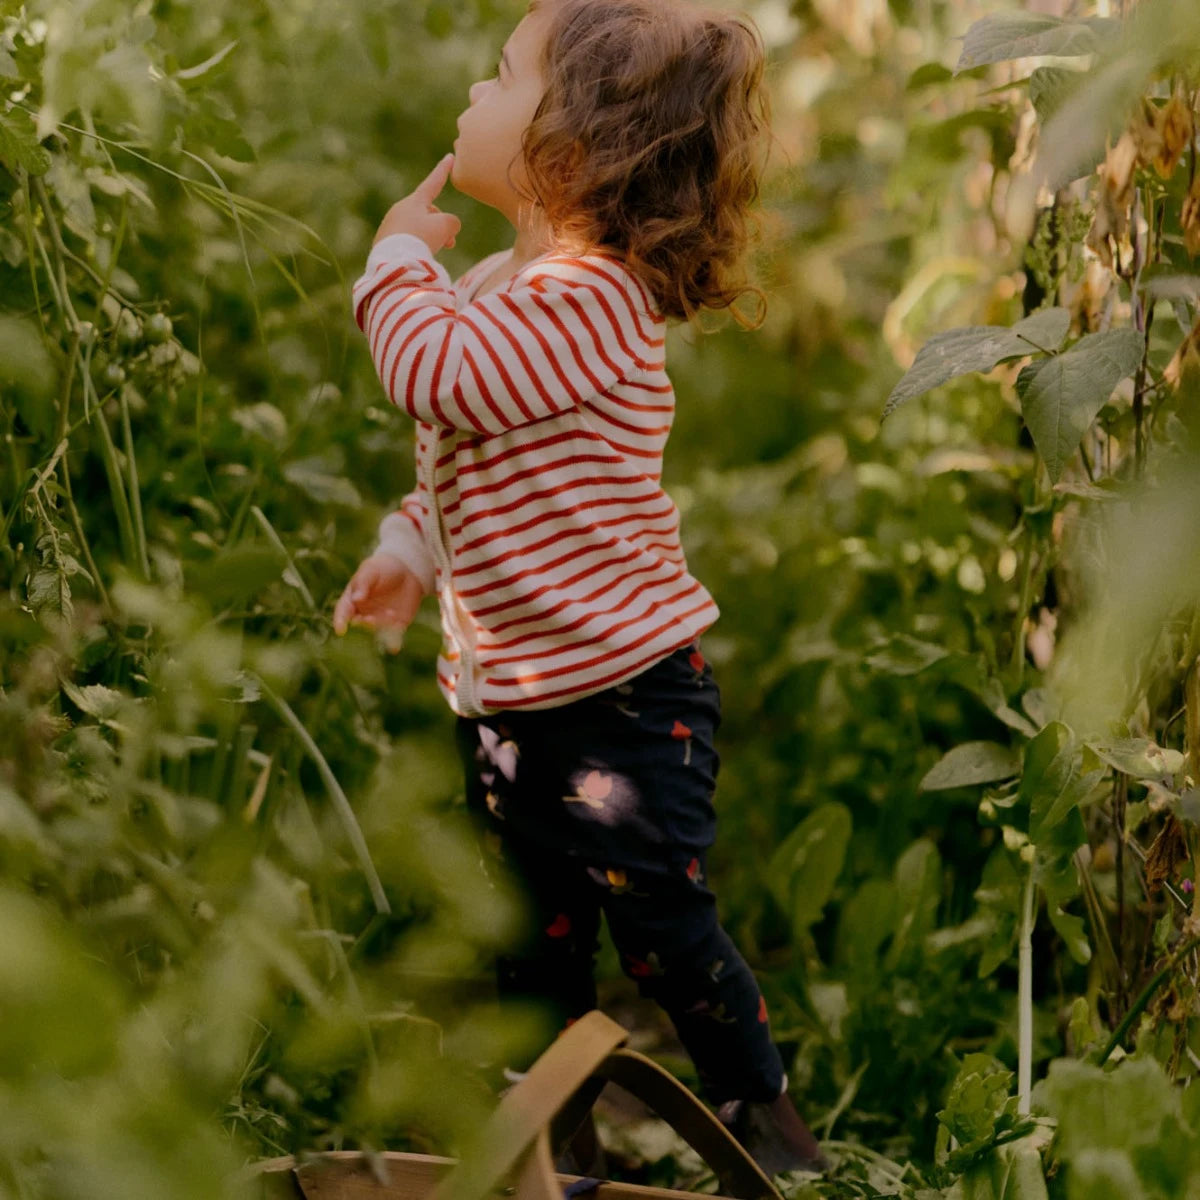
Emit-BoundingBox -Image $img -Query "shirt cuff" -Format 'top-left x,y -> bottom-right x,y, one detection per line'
374,509 -> 437,596
364,233 -> 450,282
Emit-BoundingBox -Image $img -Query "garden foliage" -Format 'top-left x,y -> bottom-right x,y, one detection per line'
2,0 -> 1200,1196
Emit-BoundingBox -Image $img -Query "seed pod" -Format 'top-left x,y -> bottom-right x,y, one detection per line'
1154,84 -> 1194,178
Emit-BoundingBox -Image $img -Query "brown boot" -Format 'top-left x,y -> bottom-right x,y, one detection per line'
716,1090 -> 832,1177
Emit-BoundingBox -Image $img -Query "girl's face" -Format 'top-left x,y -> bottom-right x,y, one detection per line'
451,4 -> 552,227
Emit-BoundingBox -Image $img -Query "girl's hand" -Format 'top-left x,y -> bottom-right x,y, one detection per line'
371,153 -> 462,255
332,554 -> 425,653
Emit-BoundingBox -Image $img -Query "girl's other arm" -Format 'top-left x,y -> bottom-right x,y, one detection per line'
351,233 -> 663,434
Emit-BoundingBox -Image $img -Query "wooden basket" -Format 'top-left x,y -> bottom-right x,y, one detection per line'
251,1009 -> 783,1200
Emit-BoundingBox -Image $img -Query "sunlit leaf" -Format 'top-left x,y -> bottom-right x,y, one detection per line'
956,13 -> 1117,71
883,307 -> 1070,418
1016,330 -> 1144,483
919,741 -> 1020,791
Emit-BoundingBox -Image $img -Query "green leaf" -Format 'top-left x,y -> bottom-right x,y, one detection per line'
766,802 -> 852,936
937,1052 -> 1014,1147
863,633 -> 949,675
1029,66 -> 1081,124
0,109 -> 52,176
60,681 -> 126,722
283,457 -> 363,508
1034,1056 -> 1181,1160
834,878 -> 896,971
1139,270 -> 1200,303
1016,329 -> 1144,484
956,13 -> 1116,71
886,837 -> 942,969
185,543 -> 287,607
883,307 -> 1070,418
1083,737 -> 1185,780
0,315 -> 56,404
920,741 -> 1020,792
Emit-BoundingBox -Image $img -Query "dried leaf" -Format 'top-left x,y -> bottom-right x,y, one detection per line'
1163,317 -> 1200,391
1154,85 -> 1194,178
1144,812 -> 1189,894
1086,132 -> 1138,267
1183,171 -> 1200,258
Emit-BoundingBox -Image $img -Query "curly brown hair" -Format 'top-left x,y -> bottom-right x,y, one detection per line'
514,0 -> 775,332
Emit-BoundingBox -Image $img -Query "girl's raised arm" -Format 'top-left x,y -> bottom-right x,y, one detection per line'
351,232 -> 663,434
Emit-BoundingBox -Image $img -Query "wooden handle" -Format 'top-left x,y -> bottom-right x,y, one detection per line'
430,1011 -> 632,1200
433,1010 -> 782,1200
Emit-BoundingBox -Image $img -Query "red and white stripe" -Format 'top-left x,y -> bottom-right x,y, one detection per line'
355,234 -> 718,716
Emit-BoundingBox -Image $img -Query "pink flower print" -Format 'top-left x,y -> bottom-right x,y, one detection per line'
671,720 -> 693,765
546,913 -> 572,938
485,791 -> 505,820
624,950 -> 664,978
686,856 -> 704,885
757,994 -> 769,1023
563,770 -> 612,810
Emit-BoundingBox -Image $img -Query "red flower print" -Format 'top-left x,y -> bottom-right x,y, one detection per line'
671,720 -> 693,765
689,649 -> 705,674
686,857 -> 703,884
624,950 -> 664,978
757,994 -> 769,1023
546,913 -> 572,938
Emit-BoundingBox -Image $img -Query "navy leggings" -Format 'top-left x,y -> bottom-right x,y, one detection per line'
454,640 -> 787,1106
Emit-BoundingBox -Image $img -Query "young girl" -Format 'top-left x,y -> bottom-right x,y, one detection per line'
333,0 -> 830,1178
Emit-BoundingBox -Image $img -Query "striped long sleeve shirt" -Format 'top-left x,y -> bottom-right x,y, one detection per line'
351,231 -> 719,717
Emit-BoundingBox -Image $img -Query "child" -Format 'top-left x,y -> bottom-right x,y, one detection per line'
333,0 -> 830,1178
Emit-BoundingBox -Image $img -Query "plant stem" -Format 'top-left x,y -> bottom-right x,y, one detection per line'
1114,771 -> 1128,1020
253,673 -> 390,916
1097,936 -> 1200,1065
1018,860 -> 1035,1114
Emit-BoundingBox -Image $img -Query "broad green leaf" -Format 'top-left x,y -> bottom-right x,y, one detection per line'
766,802 -> 852,935
1083,737 -> 1185,779
1016,329 -> 1144,484
956,14 -> 1116,71
883,307 -> 1070,418
185,543 -> 287,607
886,837 -> 942,969
0,108 -> 52,176
60,681 -> 126,722
863,633 -> 949,675
0,315 -> 56,403
283,457 -> 363,508
1034,1056 -> 1179,1158
1029,66 -> 1081,124
1139,271 -> 1200,303
834,877 -> 896,971
976,871 -> 1021,978
920,741 -> 1020,792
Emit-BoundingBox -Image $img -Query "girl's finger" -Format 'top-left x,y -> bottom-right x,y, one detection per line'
414,153 -> 454,203
333,588 -> 354,629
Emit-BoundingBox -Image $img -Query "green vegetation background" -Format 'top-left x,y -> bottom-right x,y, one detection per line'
3,0 -> 1199,1197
